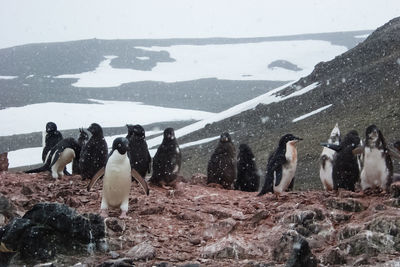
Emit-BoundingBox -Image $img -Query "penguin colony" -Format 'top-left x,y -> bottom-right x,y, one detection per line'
24,121 -> 400,218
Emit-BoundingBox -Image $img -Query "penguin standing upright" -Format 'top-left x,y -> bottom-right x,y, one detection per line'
207,133 -> 237,189
25,138 -> 81,179
150,128 -> 181,187
87,137 -> 149,218
356,125 -> 393,191
72,128 -> 89,175
79,123 -> 108,180
42,122 -> 63,162
126,124 -> 151,178
234,143 -> 259,192
321,130 -> 360,191
258,134 -> 302,196
319,123 -> 341,191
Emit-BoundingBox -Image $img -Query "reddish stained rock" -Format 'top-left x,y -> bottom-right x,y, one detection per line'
1,171 -> 400,266
0,153 -> 8,172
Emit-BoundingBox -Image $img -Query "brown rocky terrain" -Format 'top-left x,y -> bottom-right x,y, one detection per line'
2,171 -> 400,266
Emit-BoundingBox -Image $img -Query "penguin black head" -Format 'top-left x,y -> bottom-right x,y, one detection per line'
78,128 -> 89,141
112,137 -> 130,155
239,143 -> 250,152
133,125 -> 146,140
163,128 -> 176,141
46,122 -> 58,133
343,130 -> 360,148
126,124 -> 135,137
279,134 -> 302,147
365,124 -> 384,148
220,132 -> 232,143
88,123 -> 104,137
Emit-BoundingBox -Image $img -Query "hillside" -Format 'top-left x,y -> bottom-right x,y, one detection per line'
179,17 -> 400,190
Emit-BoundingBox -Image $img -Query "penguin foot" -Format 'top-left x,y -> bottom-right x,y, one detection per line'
100,210 -> 108,218
119,211 -> 130,219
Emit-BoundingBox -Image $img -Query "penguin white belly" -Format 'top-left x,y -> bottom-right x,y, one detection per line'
319,147 -> 335,190
361,148 -> 388,190
102,153 -> 131,209
51,148 -> 75,179
274,144 -> 297,193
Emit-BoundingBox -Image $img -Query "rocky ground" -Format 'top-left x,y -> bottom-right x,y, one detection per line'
2,171 -> 400,266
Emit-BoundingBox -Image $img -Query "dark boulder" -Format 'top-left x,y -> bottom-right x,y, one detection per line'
286,237 -> 318,267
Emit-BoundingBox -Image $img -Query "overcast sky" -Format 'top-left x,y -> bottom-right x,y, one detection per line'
0,0 -> 399,49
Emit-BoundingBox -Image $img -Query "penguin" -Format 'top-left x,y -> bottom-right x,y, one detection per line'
126,124 -> 151,178
42,122 -> 63,163
87,137 -> 149,218
25,138 -> 81,179
234,143 -> 259,192
79,123 -> 108,180
207,133 -> 237,189
258,134 -> 302,196
150,128 -> 181,187
319,123 -> 341,191
355,125 -> 393,191
321,130 -> 360,191
72,128 -> 89,175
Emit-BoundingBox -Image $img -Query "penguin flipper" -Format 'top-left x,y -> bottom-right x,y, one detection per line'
87,167 -> 105,191
352,145 -> 365,155
131,168 -> 150,196
388,147 -> 400,159
320,143 -> 341,152
274,168 -> 283,187
49,149 -> 62,168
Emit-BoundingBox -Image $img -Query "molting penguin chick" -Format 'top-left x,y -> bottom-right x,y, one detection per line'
258,134 -> 302,196
126,124 -> 151,178
319,123 -> 341,191
322,130 -> 360,191
72,128 -> 89,175
234,143 -> 259,192
150,128 -> 181,187
87,137 -> 149,218
42,122 -> 63,162
79,123 -> 108,180
207,132 -> 237,189
357,125 -> 393,191
26,138 -> 81,179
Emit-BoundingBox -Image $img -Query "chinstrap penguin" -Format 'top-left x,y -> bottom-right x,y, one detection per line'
319,123 -> 341,191
79,123 -> 108,180
258,134 -> 302,196
126,124 -> 151,178
72,128 -> 89,175
87,137 -> 149,218
207,133 -> 237,189
355,125 -> 393,191
42,122 -> 63,163
150,128 -> 181,187
321,130 -> 360,191
25,138 -> 81,179
234,143 -> 259,192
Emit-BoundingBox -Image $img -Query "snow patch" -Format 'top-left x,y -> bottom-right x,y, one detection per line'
0,99 -> 215,136
55,41 -> 346,87
292,104 -> 333,123
0,75 -> 18,80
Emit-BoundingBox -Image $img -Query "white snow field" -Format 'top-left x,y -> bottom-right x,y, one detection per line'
0,75 -> 18,79
56,40 -> 347,86
0,99 -> 215,137
292,104 -> 333,122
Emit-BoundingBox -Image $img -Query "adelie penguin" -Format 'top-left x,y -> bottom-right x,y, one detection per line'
87,137 -> 149,218
126,124 -> 151,178
234,143 -> 259,192
207,132 -> 237,189
72,128 -> 89,175
319,123 -> 341,191
258,134 -> 302,196
79,123 -> 108,180
353,125 -> 394,192
321,130 -> 360,191
25,138 -> 81,179
150,128 -> 181,187
42,122 -> 63,163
